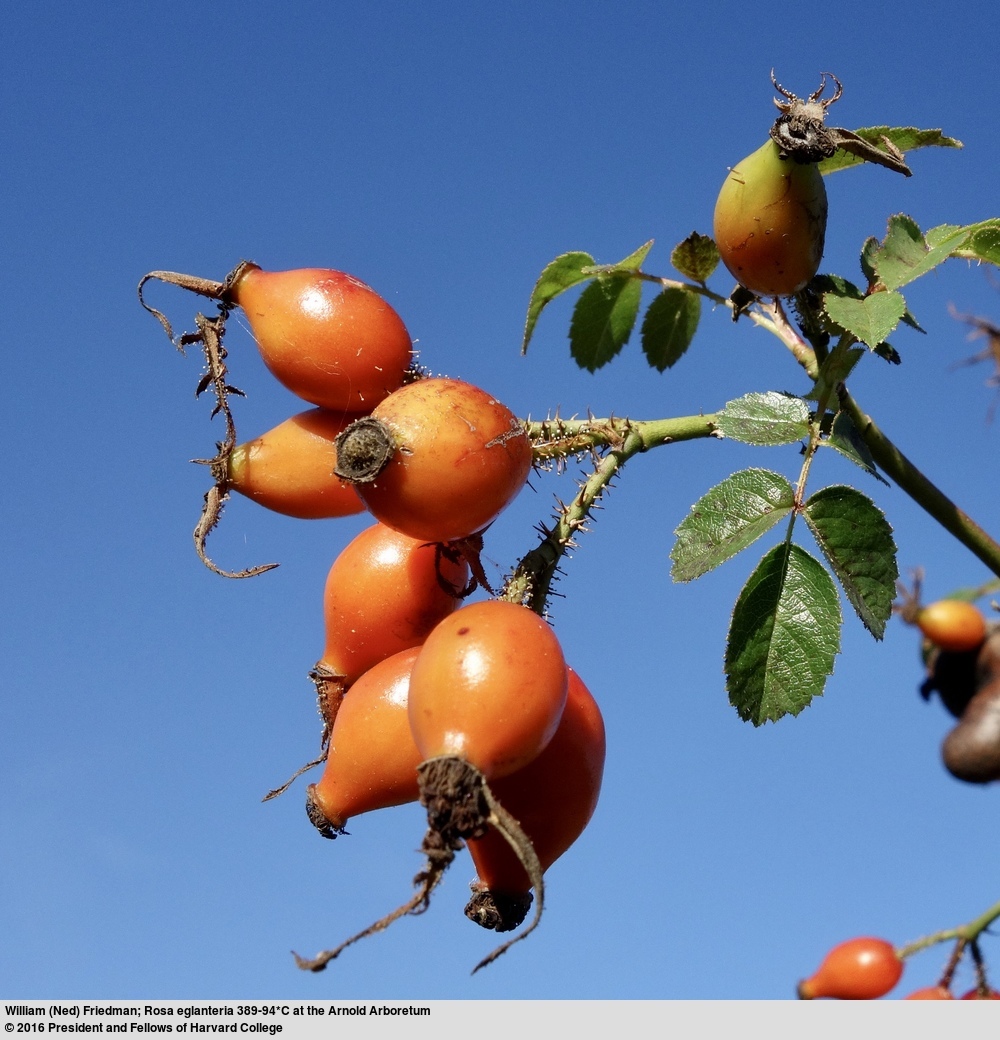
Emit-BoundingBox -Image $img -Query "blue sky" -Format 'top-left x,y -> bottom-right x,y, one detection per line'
4,0 -> 1000,1000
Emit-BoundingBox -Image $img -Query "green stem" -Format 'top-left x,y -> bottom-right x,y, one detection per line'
509,413 -> 719,613
896,897 -> 1000,960
525,413 -> 717,461
838,386 -> 1000,579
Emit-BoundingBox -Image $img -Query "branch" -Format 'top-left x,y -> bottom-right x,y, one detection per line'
508,413 -> 720,613
838,386 -> 1000,579
897,896 -> 1000,960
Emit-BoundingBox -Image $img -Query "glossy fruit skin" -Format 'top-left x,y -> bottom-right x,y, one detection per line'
918,600 -> 988,653
408,600 -> 568,780
466,667 -> 605,895
317,521 -> 470,687
903,986 -> 953,1000
350,377 -> 533,542
960,987 -> 1000,999
228,265 -> 413,412
227,408 -> 365,519
713,139 -> 827,296
798,937 -> 903,1000
306,647 -> 422,835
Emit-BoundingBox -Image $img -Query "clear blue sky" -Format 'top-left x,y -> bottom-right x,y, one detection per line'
4,0 -> 1000,1000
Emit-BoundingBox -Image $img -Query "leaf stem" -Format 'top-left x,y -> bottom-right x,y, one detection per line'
837,386 -> 1000,579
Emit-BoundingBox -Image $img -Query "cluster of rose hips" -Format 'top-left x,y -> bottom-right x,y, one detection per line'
796,590 -> 1000,1001
895,579 -> 1000,784
141,262 -> 606,972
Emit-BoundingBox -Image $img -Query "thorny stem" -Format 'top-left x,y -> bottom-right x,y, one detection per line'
896,897 -> 1000,961
838,386 -> 1000,580
508,414 -> 719,613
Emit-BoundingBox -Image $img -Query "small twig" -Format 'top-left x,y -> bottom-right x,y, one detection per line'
261,753 -> 326,802
192,483 -> 278,580
292,859 -> 447,972
938,938 -> 967,989
140,272 -> 278,578
896,896 -> 1000,960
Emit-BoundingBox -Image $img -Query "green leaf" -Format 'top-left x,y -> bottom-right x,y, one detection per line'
671,468 -> 795,582
522,251 -> 595,354
924,223 -> 962,249
867,216 -> 1000,292
717,391 -> 811,446
818,127 -> 963,176
671,232 -> 720,282
870,215 -> 946,290
803,485 -> 898,639
954,223 -> 1000,267
814,272 -> 864,299
581,239 -> 655,277
823,411 -> 888,485
640,287 -> 700,371
569,275 -> 643,371
725,542 -> 841,725
860,237 -> 879,285
822,289 -> 907,349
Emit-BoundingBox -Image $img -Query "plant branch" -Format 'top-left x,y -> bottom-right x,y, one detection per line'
508,413 -> 719,613
896,897 -> 1000,960
838,386 -> 1000,579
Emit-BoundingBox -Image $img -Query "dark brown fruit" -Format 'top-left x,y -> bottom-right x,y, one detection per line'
942,677 -> 1000,783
